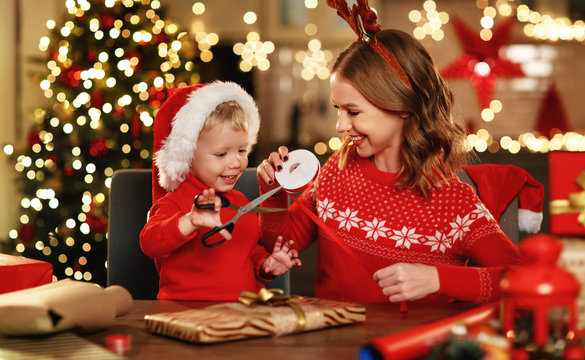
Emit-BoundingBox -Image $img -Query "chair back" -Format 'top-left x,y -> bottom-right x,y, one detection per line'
107,168 -> 290,300
108,169 -> 158,299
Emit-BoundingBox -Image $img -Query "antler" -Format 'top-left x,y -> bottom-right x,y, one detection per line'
326,0 -> 382,40
325,0 -> 412,88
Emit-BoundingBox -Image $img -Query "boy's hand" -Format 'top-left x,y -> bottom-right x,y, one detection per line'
179,188 -> 232,240
262,236 -> 302,276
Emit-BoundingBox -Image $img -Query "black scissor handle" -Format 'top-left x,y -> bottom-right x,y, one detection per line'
201,222 -> 235,248
194,193 -> 230,210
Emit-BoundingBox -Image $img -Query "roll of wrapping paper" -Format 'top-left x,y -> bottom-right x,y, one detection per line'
358,302 -> 499,360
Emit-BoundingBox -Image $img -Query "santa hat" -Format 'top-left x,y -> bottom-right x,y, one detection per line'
463,164 -> 544,234
152,81 -> 260,202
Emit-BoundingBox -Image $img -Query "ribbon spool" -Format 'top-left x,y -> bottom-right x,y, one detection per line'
275,149 -> 320,193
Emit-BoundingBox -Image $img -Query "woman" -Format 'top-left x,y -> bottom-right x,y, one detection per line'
257,27 -> 520,304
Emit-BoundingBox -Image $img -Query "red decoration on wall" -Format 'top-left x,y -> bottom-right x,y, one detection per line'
441,16 -> 525,109
535,83 -> 570,138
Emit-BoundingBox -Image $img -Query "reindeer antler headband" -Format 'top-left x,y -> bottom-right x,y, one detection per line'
326,0 -> 412,88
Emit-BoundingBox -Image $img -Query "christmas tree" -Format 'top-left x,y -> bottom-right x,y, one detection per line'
8,0 -> 200,286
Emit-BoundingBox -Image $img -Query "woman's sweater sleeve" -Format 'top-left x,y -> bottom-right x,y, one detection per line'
436,221 -> 521,304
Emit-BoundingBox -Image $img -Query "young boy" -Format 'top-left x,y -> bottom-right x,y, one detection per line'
140,81 -> 301,301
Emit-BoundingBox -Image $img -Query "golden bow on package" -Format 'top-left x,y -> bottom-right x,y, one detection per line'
550,171 -> 585,229
144,289 -> 366,343
549,152 -> 585,235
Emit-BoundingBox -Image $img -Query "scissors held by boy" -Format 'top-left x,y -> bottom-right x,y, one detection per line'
194,187 -> 284,247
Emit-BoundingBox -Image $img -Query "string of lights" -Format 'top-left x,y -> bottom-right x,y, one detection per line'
4,0 -> 199,285
2,0 -> 585,285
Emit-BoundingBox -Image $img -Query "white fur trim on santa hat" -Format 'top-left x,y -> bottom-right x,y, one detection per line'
518,209 -> 543,234
155,81 -> 260,192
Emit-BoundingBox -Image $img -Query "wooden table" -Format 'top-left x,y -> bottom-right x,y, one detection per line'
84,300 -> 477,359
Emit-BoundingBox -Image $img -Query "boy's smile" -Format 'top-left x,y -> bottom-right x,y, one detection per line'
189,123 -> 249,192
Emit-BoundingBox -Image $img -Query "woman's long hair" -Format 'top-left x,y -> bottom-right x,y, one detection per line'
332,29 -> 469,198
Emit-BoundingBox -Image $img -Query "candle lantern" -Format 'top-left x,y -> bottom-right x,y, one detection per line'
500,234 -> 580,349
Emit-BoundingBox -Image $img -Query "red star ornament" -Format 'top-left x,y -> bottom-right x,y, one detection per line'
441,16 -> 525,109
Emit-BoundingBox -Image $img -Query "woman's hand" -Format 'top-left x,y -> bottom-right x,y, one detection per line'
373,263 -> 440,303
261,236 -> 302,276
257,146 -> 290,192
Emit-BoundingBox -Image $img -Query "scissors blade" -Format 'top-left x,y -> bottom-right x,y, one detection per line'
246,206 -> 287,213
223,186 -> 284,226
239,186 -> 283,214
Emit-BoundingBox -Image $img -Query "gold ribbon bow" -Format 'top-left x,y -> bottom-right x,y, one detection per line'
550,171 -> 585,228
238,288 -> 307,333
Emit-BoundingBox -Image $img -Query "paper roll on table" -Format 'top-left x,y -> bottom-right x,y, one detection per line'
0,278 -> 132,336
358,302 -> 498,360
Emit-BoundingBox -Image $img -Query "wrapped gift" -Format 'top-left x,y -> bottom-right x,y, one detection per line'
144,289 -> 366,343
549,152 -> 585,235
0,254 -> 53,295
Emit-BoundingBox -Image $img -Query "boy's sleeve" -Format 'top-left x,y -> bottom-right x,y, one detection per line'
139,201 -> 195,258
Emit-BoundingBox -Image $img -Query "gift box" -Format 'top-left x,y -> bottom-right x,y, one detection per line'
144,289 -> 366,343
0,254 -> 53,295
549,152 -> 585,236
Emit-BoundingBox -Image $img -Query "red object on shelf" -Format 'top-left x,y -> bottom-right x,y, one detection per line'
500,234 -> 580,347
549,151 -> 585,236
0,254 -> 53,294
359,302 -> 498,360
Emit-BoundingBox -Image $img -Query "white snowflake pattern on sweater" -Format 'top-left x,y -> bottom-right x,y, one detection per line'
317,198 -> 484,253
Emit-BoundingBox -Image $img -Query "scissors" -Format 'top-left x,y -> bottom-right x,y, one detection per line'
194,186 -> 285,248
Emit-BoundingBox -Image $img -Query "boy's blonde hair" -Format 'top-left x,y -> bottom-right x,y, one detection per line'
153,81 -> 260,200
203,100 -> 249,135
